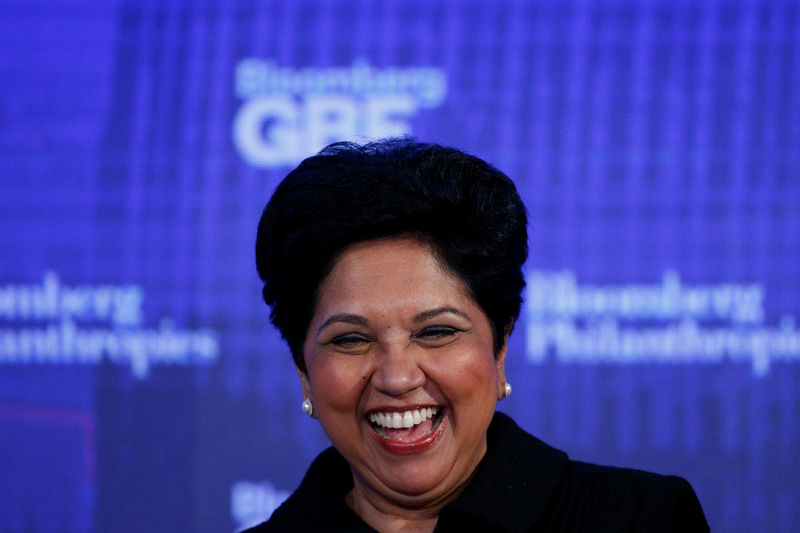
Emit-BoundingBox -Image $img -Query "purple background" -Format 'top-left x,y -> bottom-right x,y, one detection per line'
1,0 -> 799,531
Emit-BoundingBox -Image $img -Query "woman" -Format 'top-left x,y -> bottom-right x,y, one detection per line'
248,139 -> 708,532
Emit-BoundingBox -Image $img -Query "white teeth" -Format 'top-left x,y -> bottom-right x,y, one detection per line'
368,407 -> 439,429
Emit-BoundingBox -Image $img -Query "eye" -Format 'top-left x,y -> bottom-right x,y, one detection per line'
329,334 -> 372,349
415,326 -> 459,342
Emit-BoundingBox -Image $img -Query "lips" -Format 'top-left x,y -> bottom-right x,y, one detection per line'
366,406 -> 445,455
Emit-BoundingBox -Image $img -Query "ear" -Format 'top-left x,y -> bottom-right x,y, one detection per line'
495,322 -> 512,401
296,365 -> 315,416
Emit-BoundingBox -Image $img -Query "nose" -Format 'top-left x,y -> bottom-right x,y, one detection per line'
371,343 -> 425,397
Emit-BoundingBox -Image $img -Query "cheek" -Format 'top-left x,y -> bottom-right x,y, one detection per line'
429,345 -> 499,400
307,354 -> 368,411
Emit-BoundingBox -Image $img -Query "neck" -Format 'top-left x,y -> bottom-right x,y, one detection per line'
345,485 -> 441,533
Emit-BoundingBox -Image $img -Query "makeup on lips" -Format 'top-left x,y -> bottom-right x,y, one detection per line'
366,406 -> 445,455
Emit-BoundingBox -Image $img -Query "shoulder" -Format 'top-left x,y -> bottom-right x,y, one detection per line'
541,460 -> 709,532
242,447 -> 370,533
479,413 -> 708,532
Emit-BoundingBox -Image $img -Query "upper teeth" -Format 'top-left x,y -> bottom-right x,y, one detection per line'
369,407 -> 438,429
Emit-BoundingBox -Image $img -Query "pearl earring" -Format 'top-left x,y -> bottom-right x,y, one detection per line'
302,398 -> 314,416
503,382 -> 512,398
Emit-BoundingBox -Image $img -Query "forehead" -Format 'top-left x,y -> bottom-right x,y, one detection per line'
313,237 -> 473,314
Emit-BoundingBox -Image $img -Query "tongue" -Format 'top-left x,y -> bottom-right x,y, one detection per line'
381,417 -> 435,442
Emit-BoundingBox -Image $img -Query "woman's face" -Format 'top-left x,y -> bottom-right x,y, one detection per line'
300,237 -> 507,508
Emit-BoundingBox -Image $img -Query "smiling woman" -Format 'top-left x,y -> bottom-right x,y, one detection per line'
247,139 -> 709,533
302,238 -> 502,517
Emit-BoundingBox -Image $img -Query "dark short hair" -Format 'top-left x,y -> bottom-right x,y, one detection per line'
256,138 -> 527,372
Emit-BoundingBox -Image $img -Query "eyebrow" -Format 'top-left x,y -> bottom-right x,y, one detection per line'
413,306 -> 470,323
316,307 -> 470,335
316,313 -> 368,335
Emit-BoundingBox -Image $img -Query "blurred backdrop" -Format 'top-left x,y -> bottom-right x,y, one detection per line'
1,0 -> 799,531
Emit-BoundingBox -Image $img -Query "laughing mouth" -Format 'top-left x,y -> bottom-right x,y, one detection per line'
367,407 -> 443,441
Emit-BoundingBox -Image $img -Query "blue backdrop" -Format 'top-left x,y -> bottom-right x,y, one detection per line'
1,1 -> 799,531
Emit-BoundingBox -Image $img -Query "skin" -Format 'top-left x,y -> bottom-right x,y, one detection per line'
299,236 -> 508,533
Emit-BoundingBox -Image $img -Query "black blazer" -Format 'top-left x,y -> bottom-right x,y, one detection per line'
247,412 -> 709,532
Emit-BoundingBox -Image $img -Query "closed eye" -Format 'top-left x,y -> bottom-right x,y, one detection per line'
415,326 -> 459,342
328,334 -> 372,350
